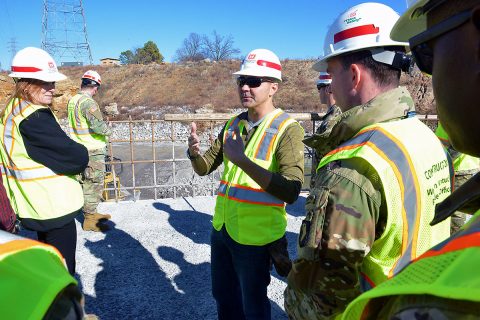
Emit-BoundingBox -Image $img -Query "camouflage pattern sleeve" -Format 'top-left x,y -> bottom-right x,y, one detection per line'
81,98 -> 112,136
285,158 -> 383,319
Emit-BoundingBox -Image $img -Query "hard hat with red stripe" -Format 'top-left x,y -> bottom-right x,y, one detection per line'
317,72 -> 332,85
9,47 -> 67,82
233,49 -> 282,82
82,70 -> 102,86
312,3 -> 409,72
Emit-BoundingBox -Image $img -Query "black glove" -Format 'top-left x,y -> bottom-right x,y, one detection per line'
267,235 -> 292,277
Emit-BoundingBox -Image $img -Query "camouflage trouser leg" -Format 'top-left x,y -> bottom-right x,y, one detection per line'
81,152 -> 106,214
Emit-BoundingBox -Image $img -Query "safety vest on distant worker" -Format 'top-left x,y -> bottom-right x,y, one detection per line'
318,117 -> 452,290
435,122 -> 480,172
0,230 -> 76,320
342,210 -> 480,319
0,98 -> 84,220
67,93 -> 107,151
214,108 -> 301,246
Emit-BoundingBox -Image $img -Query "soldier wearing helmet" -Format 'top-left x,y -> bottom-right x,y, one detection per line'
284,3 -> 453,319
187,48 -> 304,319
0,47 -> 88,275
67,70 -> 112,232
307,71 -> 341,189
342,0 -> 480,318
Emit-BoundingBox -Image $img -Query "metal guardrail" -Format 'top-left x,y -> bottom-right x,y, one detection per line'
104,113 -> 439,201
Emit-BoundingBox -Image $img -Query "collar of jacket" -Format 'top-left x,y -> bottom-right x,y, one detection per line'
432,173 -> 480,225
303,86 -> 415,156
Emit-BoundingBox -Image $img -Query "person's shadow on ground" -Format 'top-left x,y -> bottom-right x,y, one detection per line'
82,222 -> 179,319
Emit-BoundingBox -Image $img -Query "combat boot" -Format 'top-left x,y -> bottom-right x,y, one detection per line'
83,213 -> 110,232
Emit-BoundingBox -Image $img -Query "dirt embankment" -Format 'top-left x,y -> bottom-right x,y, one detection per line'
0,60 -> 436,119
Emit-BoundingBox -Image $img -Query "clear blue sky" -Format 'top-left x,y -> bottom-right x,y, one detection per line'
0,0 -> 407,69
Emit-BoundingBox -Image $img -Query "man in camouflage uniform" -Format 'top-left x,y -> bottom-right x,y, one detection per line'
342,0 -> 480,318
67,70 -> 112,232
284,3 -> 452,319
308,71 -> 341,189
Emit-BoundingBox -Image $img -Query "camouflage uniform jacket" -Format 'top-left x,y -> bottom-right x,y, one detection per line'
306,105 -> 342,189
285,87 -> 416,319
358,174 -> 480,320
77,92 -> 112,149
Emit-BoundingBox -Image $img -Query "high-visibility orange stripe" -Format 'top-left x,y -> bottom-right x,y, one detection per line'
416,233 -> 480,261
218,193 -> 285,207
254,111 -> 282,159
265,118 -> 290,161
0,239 -> 62,258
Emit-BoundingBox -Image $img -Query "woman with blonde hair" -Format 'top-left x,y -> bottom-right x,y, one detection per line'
0,47 -> 88,274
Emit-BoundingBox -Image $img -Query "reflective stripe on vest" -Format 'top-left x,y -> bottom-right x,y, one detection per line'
1,100 -> 58,180
214,109 -> 300,245
0,230 -> 76,320
342,212 -> 480,320
318,118 -> 451,289
67,93 -> 106,150
0,98 -> 84,220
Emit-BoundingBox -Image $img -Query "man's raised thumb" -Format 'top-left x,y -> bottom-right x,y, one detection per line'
191,122 -> 197,135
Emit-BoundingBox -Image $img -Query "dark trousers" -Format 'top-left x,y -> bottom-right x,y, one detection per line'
211,226 -> 271,320
37,219 -> 77,275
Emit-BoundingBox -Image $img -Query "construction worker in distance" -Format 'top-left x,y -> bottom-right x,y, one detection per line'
284,3 -> 452,319
307,71 -> 341,189
436,121 -> 480,234
0,230 -> 87,319
187,48 -> 304,319
1,47 -> 88,275
342,0 -> 480,318
67,70 -> 112,232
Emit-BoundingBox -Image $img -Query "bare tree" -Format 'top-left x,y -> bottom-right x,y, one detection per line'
202,30 -> 240,61
174,33 -> 206,63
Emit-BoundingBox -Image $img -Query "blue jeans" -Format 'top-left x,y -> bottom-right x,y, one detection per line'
211,226 -> 271,320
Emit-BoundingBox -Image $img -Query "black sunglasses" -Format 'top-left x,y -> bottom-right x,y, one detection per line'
409,9 -> 472,75
316,83 -> 329,91
236,77 -> 273,88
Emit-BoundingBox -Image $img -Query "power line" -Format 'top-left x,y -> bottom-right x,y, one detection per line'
41,0 -> 93,66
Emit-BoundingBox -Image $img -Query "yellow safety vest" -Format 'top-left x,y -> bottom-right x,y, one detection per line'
318,117 -> 451,290
343,211 -> 480,319
67,93 -> 107,151
214,109 -> 301,245
435,122 -> 480,172
0,99 -> 84,220
0,230 -> 76,320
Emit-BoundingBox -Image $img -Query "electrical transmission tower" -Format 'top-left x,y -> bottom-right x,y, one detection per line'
41,0 -> 94,66
7,38 -> 18,63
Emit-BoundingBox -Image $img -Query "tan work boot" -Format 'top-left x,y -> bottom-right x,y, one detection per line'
83,213 -> 111,232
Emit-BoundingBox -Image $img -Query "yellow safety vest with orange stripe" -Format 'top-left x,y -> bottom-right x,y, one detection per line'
435,122 -> 480,172
67,93 -> 107,151
213,108 -> 301,245
318,117 -> 451,290
0,230 -> 76,320
0,98 -> 84,220
343,210 -> 480,319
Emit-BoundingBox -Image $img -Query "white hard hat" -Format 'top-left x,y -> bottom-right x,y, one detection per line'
9,47 -> 66,82
233,49 -> 282,81
312,2 -> 409,71
317,72 -> 332,85
82,70 -> 102,86
390,0 -> 436,41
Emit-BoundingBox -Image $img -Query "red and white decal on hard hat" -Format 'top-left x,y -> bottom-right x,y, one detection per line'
83,74 -> 101,84
48,61 -> 55,68
247,53 -> 256,60
257,60 -> 282,71
11,66 -> 42,72
319,74 -> 331,80
334,24 -> 380,44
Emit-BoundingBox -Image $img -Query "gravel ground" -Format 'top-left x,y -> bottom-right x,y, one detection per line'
68,194 -> 306,319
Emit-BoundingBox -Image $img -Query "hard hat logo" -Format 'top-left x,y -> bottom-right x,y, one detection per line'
344,10 -> 361,24
48,61 -> 55,69
233,48 -> 282,82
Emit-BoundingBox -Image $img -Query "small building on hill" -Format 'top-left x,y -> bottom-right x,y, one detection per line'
100,58 -> 120,66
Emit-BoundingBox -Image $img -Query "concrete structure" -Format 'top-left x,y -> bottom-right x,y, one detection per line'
100,58 -> 120,66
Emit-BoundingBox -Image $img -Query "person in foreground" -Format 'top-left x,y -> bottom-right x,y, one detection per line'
342,0 -> 480,318
187,48 -> 304,319
285,3 -> 452,319
0,47 -> 88,275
